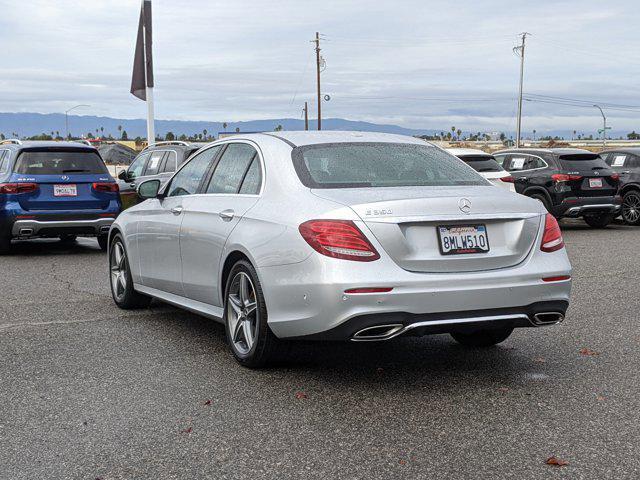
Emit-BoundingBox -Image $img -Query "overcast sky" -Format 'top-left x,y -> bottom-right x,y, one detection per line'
1,0 -> 639,135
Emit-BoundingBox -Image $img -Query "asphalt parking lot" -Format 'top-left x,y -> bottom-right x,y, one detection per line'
1,221 -> 639,480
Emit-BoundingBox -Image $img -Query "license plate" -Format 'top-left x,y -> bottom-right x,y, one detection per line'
589,178 -> 603,188
54,184 -> 77,197
437,224 -> 490,255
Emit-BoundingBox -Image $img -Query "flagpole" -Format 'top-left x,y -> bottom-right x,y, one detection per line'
142,0 -> 155,144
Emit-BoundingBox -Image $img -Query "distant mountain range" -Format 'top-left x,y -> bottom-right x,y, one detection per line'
0,112 -> 433,139
0,111 -> 628,140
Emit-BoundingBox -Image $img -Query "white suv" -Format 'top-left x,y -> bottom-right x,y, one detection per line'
448,148 -> 515,192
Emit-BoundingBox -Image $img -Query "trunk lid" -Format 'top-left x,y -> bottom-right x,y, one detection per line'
14,174 -> 113,211
312,186 -> 542,273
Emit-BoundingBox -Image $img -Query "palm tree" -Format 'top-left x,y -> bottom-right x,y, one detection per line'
533,129 -> 537,141
572,130 -> 577,140
451,126 -> 456,139
203,129 -> 208,140
223,122 -> 228,132
235,127 -> 240,133
456,129 -> 462,140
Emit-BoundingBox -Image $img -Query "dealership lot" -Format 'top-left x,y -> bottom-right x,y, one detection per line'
1,222 -> 639,479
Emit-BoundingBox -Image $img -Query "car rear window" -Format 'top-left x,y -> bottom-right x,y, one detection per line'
458,155 -> 504,173
292,143 -> 486,188
14,149 -> 108,175
558,154 -> 609,171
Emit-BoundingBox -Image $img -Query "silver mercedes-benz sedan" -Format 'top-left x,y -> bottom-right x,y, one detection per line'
108,131 -> 572,367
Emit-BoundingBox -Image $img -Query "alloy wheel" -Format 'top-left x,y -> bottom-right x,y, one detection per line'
110,241 -> 128,301
226,272 -> 258,355
622,192 -> 640,224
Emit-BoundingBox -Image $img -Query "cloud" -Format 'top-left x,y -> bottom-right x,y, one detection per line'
0,0 -> 638,134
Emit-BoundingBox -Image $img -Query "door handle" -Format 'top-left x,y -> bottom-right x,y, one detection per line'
130,183 -> 137,188
621,171 -> 631,174
171,206 -> 183,215
219,209 -> 235,221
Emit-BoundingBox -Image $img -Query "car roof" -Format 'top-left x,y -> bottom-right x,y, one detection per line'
494,147 -> 593,156
446,148 -> 493,157
599,147 -> 640,154
0,140 -> 97,152
252,130 -> 426,148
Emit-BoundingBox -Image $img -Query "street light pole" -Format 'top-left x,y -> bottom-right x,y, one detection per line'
593,104 -> 607,147
65,104 -> 90,139
513,32 -> 530,148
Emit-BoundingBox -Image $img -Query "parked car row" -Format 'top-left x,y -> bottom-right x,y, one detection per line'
449,147 -> 627,228
2,132 -> 637,368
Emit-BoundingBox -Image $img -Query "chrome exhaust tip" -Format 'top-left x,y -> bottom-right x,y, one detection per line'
19,228 -> 34,237
99,226 -> 111,234
531,312 -> 565,326
351,324 -> 404,342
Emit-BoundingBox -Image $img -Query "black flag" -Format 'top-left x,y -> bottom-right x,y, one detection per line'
131,1 -> 154,101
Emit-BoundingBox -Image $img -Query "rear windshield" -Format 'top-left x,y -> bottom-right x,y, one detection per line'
458,155 -> 504,173
558,154 -> 609,172
14,149 -> 108,175
292,143 -> 486,188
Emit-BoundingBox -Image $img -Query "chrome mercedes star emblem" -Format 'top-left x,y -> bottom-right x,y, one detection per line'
61,175 -> 70,181
458,198 -> 472,214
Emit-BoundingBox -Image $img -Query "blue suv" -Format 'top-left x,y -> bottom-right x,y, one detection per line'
0,140 -> 121,253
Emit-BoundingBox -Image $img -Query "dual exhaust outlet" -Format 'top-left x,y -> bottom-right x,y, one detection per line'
351,312 -> 565,341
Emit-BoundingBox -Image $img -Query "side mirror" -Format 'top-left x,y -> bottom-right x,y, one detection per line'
137,179 -> 161,199
117,170 -> 128,181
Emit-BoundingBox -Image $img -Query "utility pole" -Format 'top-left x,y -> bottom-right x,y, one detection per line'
593,104 -> 608,147
303,102 -> 309,131
314,32 -> 322,130
513,32 -> 530,148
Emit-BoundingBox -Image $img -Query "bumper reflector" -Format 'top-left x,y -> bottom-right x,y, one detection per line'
542,275 -> 571,282
344,287 -> 393,294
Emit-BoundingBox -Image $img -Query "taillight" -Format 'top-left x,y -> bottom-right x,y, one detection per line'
92,182 -> 119,193
540,214 -> 564,253
610,173 -> 620,182
0,183 -> 39,194
551,174 -> 582,183
500,176 -> 515,183
299,220 -> 380,262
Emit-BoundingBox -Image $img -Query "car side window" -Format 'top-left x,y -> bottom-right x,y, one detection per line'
206,143 -> 257,194
167,146 -> 221,197
239,157 -> 262,194
523,155 -> 545,170
493,154 -> 508,167
128,152 -> 150,179
611,153 -> 627,167
144,151 -> 165,176
0,150 -> 9,174
508,156 -> 527,171
161,151 -> 178,173
627,155 -> 640,169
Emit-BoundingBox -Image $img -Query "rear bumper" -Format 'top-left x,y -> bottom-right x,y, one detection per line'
258,242 -> 572,340
291,301 -> 569,341
10,218 -> 114,237
553,195 -> 622,218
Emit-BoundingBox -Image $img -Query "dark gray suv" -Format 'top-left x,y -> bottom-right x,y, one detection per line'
117,141 -> 204,210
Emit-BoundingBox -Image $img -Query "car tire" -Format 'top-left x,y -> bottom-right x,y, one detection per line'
97,234 -> 109,251
109,234 -> 151,309
621,190 -> 640,226
528,193 -> 551,213
584,214 -> 614,228
59,234 -> 77,244
223,259 -> 283,368
450,327 -> 514,347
